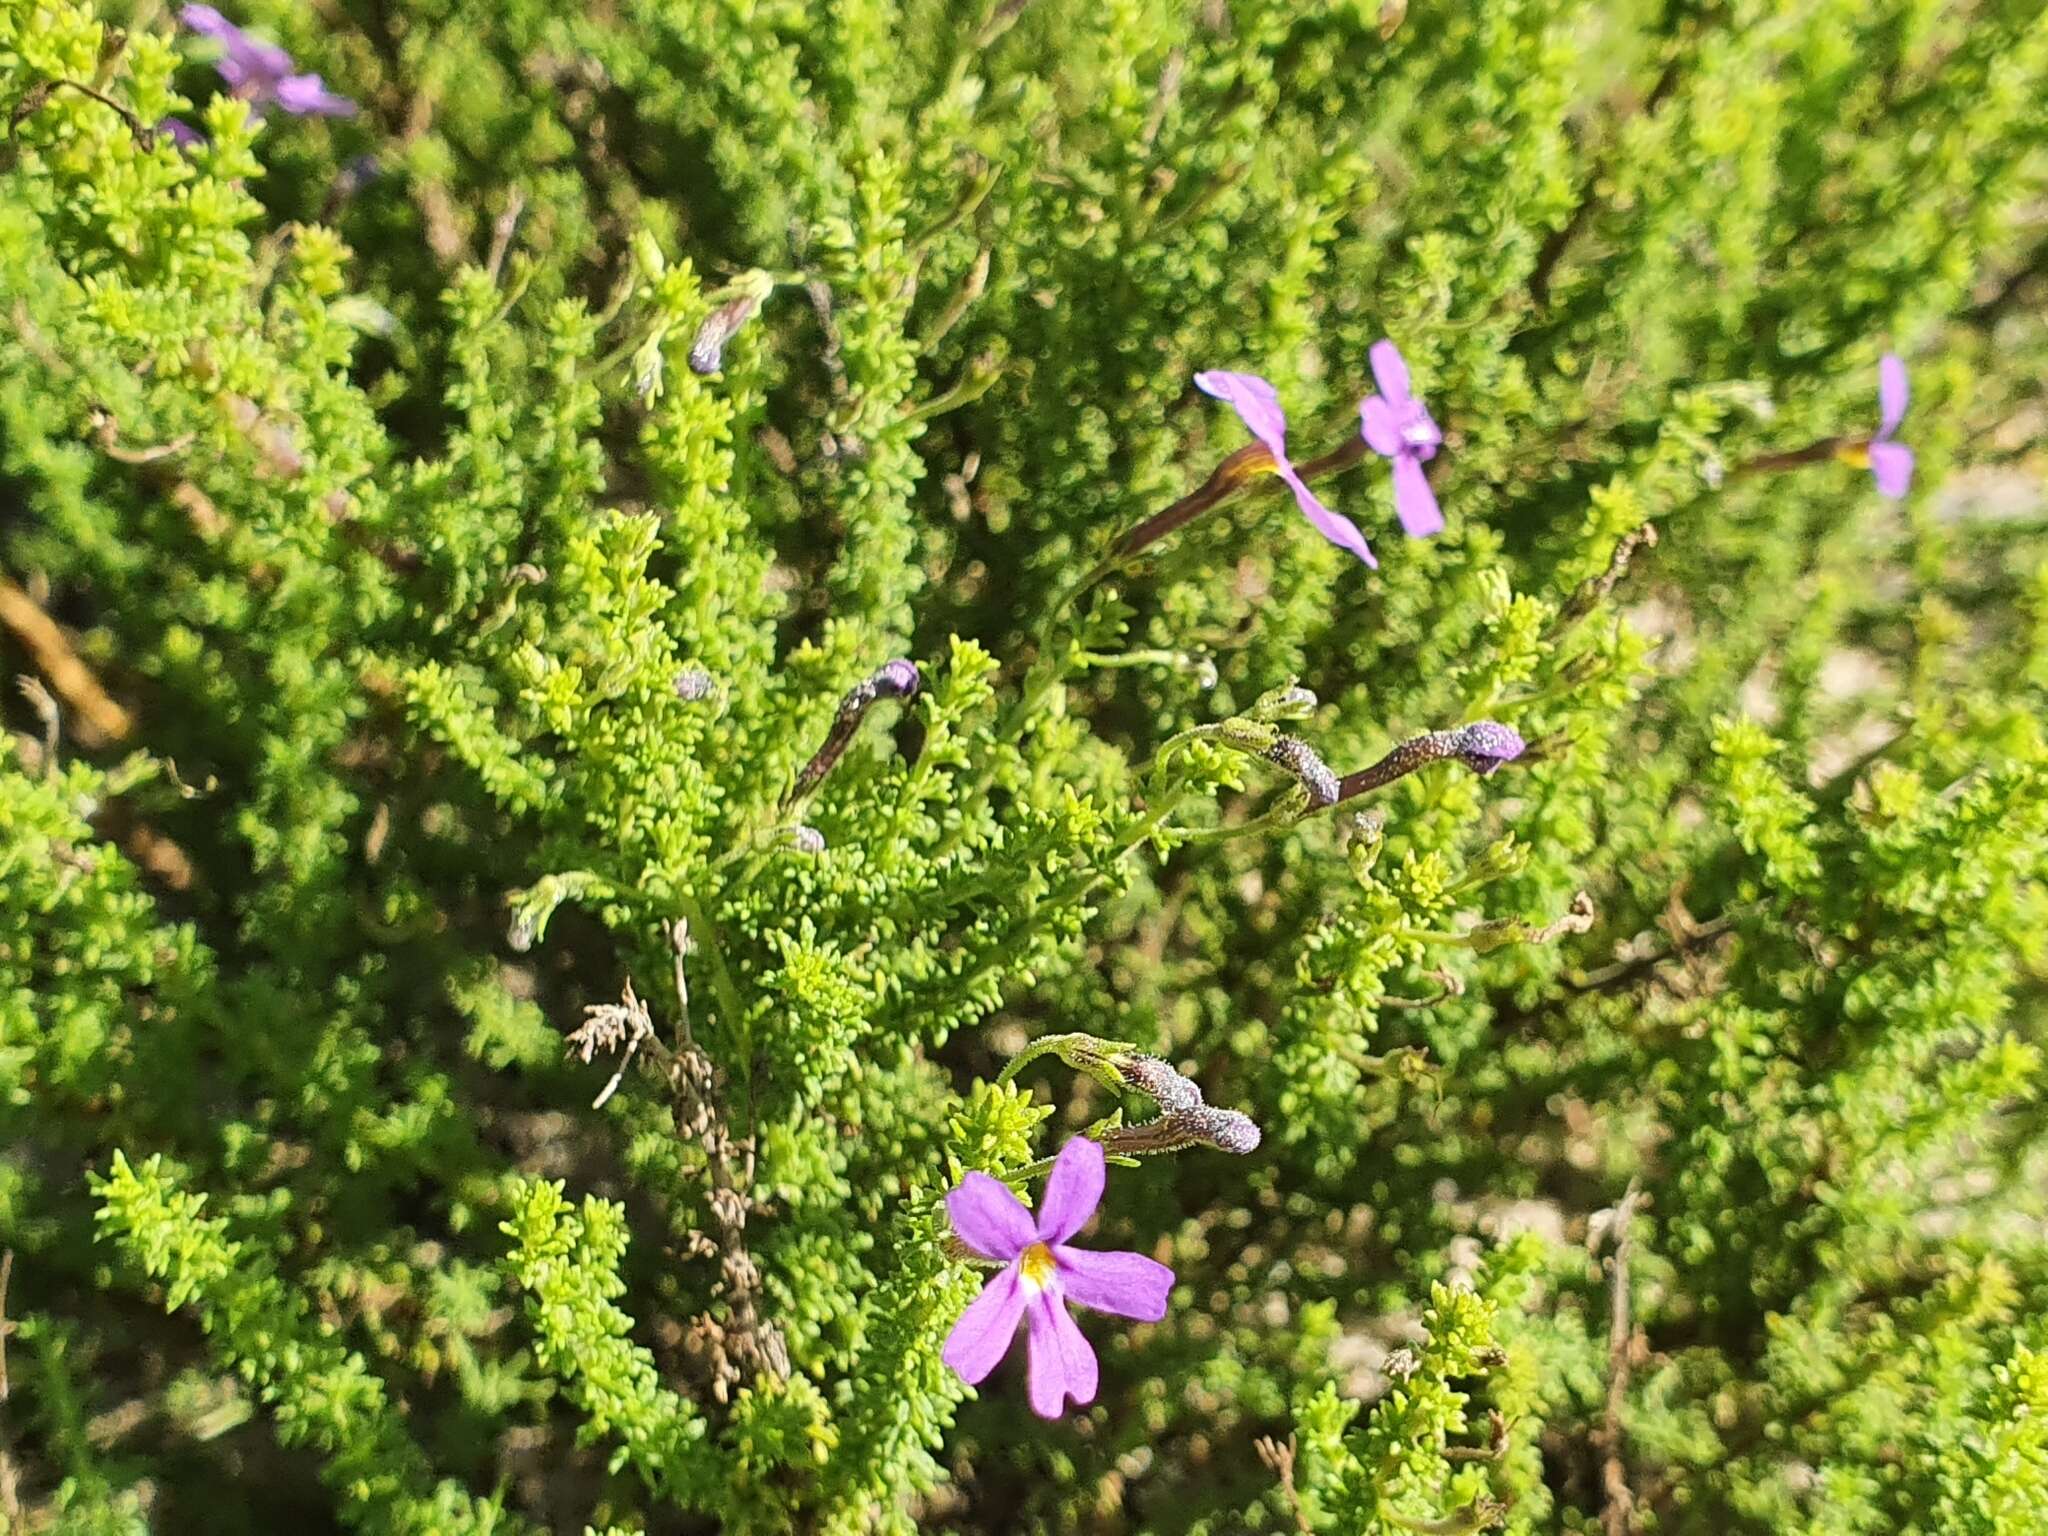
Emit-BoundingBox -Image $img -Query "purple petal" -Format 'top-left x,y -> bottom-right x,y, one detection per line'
1054,1246 -> 1174,1321
274,73 -> 357,116
181,6 -> 292,89
1877,353 -> 1909,441
178,4 -> 241,42
1389,453 -> 1444,537
1368,339 -> 1413,406
1279,465 -> 1378,568
942,1265 -> 1027,1385
1193,370 -> 1290,462
1035,1137 -> 1105,1244
1358,394 -> 1403,458
1025,1292 -> 1098,1418
157,117 -> 204,150
1869,441 -> 1914,499
946,1171 -> 1035,1261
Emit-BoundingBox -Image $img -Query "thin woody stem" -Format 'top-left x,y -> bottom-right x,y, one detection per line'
1113,443 -> 1269,556
1731,437 -> 1848,477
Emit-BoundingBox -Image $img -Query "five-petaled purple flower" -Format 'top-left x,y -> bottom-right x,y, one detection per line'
1357,339 -> 1445,538
942,1137 -> 1175,1419
180,5 -> 356,118
1862,352 -> 1914,499
1194,371 -> 1380,568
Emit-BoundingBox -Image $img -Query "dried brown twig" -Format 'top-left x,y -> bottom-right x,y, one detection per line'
1,1248 -> 15,1401
485,189 -> 526,284
1255,1435 -> 1314,1534
1597,1181 -> 1644,1536
0,576 -> 134,746
566,921 -> 788,1398
0,1249 -> 15,1528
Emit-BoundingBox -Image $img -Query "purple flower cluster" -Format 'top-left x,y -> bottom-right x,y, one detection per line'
942,1137 -> 1174,1419
1196,337 -> 1442,568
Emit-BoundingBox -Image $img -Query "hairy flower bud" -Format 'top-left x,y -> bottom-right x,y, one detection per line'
1101,1104 -> 1263,1157
1114,1053 -> 1205,1113
1265,736 -> 1340,809
1249,682 -> 1318,723
1335,720 -> 1527,802
689,269 -> 776,376
1447,721 -> 1528,777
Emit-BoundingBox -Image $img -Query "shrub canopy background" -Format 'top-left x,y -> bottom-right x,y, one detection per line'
2,0 -> 2047,1531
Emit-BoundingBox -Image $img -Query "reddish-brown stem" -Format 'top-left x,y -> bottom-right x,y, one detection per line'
1114,433 -> 1372,559
1114,444 -> 1266,556
1732,437 -> 1849,477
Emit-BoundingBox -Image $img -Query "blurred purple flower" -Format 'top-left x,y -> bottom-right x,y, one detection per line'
1867,353 -> 1914,499
1194,370 -> 1379,568
941,1137 -> 1174,1419
1357,339 -> 1445,537
157,117 -> 204,150
180,4 -> 356,118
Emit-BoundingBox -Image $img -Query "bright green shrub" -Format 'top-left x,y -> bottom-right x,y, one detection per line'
3,0 -> 2046,1530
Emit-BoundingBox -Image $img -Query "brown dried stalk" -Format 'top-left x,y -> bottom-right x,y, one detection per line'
0,577 -> 133,745
568,922 -> 788,1398
1597,1182 -> 1644,1536
1255,1435 -> 1314,1535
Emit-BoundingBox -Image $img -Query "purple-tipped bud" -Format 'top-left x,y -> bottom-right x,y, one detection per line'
1116,1054 -> 1205,1113
674,666 -> 716,702
785,659 -> 924,805
875,658 -> 921,699
1448,721 -> 1526,777
1102,1104 -> 1263,1157
1266,737 -> 1340,809
688,271 -> 775,376
1187,1105 -> 1262,1155
1335,721 -> 1528,803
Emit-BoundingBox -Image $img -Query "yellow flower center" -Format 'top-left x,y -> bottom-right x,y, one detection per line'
1835,442 -> 1872,469
1018,1242 -> 1057,1291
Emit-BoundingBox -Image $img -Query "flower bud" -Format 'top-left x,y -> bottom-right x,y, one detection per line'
785,659 -> 923,805
1265,737 -> 1340,810
1249,683 -> 1318,723
688,269 -> 777,376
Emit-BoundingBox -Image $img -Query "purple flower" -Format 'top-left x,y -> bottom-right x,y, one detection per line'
157,117 -> 204,150
1866,353 -> 1914,499
1193,371 -> 1379,568
941,1137 -> 1174,1419
1356,339 -> 1445,538
180,4 -> 356,118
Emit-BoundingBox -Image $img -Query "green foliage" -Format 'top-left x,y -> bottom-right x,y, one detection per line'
2,0 -> 2046,1529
